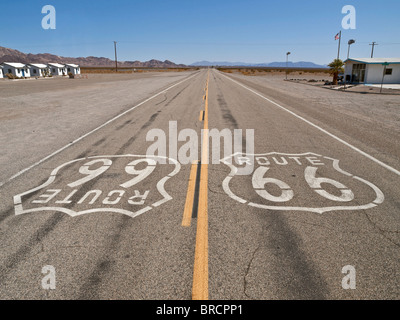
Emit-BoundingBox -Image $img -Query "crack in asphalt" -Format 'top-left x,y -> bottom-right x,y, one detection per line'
360,206 -> 400,248
243,244 -> 261,299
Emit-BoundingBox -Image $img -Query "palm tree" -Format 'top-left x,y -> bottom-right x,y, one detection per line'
328,59 -> 344,85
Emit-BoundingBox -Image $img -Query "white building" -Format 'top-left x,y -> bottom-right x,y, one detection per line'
0,65 -> 3,79
65,64 -> 81,75
1,62 -> 31,78
28,63 -> 49,77
344,58 -> 400,84
48,63 -> 67,76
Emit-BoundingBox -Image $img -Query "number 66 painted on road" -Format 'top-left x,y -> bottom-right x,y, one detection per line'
252,166 -> 354,203
221,152 -> 384,214
67,158 -> 156,188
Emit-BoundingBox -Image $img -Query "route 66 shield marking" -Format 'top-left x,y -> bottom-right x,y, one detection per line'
221,152 -> 384,214
14,154 -> 180,218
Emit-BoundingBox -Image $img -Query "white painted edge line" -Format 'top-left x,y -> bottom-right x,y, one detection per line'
0,72 -> 198,188
219,72 -> 400,177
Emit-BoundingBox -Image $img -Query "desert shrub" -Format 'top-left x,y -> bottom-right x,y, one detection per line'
240,68 -> 257,76
5,73 -> 18,79
42,69 -> 50,77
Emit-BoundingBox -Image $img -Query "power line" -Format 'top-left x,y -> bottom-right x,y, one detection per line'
4,40 -> 400,49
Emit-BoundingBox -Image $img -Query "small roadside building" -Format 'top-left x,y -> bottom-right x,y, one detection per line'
344,58 -> 400,84
65,63 -> 81,75
1,62 -> 31,78
48,63 -> 67,76
28,63 -> 49,77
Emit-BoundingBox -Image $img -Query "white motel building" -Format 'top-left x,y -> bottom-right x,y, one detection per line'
0,62 -> 81,79
48,63 -> 67,76
1,62 -> 31,78
344,58 -> 400,84
66,63 -> 81,75
28,63 -> 49,77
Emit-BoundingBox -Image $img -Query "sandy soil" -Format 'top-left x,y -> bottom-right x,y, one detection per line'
0,72 -> 187,98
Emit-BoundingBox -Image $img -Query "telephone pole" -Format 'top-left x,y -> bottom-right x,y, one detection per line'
286,52 -> 291,80
114,41 -> 118,72
369,42 -> 378,58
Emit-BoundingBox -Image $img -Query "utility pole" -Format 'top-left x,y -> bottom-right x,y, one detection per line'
286,52 -> 291,80
114,41 -> 118,72
369,42 -> 378,58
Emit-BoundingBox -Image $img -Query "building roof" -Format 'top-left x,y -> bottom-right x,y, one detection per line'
1,62 -> 26,68
65,63 -> 79,67
48,63 -> 65,68
29,63 -> 48,68
345,58 -> 400,65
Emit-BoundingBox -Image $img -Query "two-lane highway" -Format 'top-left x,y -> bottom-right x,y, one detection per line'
0,68 -> 399,299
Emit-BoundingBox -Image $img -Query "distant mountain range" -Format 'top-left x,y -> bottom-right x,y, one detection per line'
190,61 -> 328,68
0,46 -> 329,69
0,46 -> 186,68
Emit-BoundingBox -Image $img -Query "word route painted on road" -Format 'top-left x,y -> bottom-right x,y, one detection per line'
221,152 -> 384,214
14,155 -> 181,218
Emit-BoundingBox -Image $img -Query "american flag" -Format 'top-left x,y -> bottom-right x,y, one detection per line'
335,33 -> 340,40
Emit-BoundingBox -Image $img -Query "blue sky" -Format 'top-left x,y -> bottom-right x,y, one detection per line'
1,0 -> 399,65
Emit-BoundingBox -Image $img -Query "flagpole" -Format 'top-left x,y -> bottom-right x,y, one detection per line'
337,31 -> 341,60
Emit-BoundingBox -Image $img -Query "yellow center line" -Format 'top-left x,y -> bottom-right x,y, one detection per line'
192,70 -> 210,300
199,110 -> 205,121
182,160 -> 199,227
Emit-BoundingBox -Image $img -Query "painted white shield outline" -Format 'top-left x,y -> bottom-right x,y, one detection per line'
221,152 -> 384,214
14,154 -> 181,218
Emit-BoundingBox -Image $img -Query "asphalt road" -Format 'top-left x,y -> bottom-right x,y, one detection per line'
0,69 -> 399,300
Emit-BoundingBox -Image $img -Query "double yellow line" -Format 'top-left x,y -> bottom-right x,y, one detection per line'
182,70 -> 210,300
